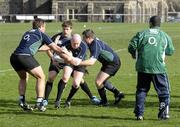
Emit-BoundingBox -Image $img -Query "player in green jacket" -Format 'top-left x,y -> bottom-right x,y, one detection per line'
128,16 -> 175,120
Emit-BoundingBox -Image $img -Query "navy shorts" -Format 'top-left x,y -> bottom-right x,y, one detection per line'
48,60 -> 65,73
73,65 -> 86,73
10,53 -> 40,71
101,58 -> 121,76
49,60 -> 86,74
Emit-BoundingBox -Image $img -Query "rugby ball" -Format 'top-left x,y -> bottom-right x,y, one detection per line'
52,53 -> 64,63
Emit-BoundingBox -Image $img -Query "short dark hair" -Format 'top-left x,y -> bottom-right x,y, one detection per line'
82,29 -> 95,39
32,18 -> 45,29
62,20 -> 72,28
149,16 -> 161,27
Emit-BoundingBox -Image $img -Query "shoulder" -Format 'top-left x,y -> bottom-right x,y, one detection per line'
133,29 -> 149,40
159,30 -> 170,37
61,39 -> 70,46
138,29 -> 149,35
51,32 -> 62,41
94,38 -> 101,43
92,38 -> 102,46
40,31 -> 49,38
81,41 -> 87,47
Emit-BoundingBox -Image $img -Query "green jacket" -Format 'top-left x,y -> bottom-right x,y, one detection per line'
128,27 -> 175,74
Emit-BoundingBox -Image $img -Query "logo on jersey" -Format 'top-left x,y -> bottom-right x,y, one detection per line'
24,34 -> 30,41
148,37 -> 157,46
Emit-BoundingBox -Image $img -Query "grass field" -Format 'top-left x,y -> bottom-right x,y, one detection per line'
0,22 -> 180,127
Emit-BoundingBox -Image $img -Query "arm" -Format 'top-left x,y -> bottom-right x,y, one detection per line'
79,58 -> 97,66
38,44 -> 50,51
165,34 -> 175,56
68,57 -> 82,66
46,35 -> 62,59
128,32 -> 140,59
46,49 -> 53,59
48,43 -> 73,62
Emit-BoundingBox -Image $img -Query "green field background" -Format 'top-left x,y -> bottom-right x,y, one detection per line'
0,22 -> 180,127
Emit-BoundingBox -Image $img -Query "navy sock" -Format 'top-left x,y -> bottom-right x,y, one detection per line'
55,79 -> 66,101
19,95 -> 25,103
98,87 -> 107,102
80,81 -> 93,99
66,86 -> 79,102
104,81 -> 120,96
44,81 -> 53,100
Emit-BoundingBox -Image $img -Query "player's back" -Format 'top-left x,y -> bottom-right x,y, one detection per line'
136,28 -> 170,73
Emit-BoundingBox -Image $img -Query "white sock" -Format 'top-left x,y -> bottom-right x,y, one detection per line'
36,97 -> 43,103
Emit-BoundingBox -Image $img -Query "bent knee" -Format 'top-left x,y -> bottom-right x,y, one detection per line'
95,80 -> 102,86
61,77 -> 69,83
35,72 -> 45,80
48,75 -> 56,82
73,84 -> 80,89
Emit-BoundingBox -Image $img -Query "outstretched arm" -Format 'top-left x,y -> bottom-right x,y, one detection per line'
48,43 -> 73,62
79,58 -> 97,66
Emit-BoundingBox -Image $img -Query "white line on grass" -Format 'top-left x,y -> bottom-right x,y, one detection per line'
115,48 -> 127,52
0,69 -> 14,73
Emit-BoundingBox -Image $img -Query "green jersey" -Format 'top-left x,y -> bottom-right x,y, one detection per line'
128,27 -> 175,74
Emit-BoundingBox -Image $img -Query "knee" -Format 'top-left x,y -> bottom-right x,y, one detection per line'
73,84 -> 79,89
95,79 -> 102,86
37,72 -> 46,81
48,74 -> 56,82
62,77 -> 69,83
73,81 -> 80,89
95,80 -> 103,89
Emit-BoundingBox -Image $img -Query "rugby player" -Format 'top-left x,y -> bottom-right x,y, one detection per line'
10,18 -> 71,112
79,29 -> 125,106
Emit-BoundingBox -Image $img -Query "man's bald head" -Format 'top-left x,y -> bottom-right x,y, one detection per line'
71,34 -> 82,49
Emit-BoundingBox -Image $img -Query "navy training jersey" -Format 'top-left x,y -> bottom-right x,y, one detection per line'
14,29 -> 53,55
88,38 -> 119,64
59,39 -> 87,60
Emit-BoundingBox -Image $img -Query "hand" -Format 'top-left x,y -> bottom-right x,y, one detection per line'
61,47 -> 72,57
68,51 -> 73,57
61,46 -> 68,53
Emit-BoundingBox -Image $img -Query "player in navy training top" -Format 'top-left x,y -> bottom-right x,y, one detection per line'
10,18 -> 71,112
52,34 -> 90,108
80,29 -> 124,106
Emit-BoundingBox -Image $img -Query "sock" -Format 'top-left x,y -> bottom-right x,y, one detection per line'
98,87 -> 107,102
104,81 -> 120,96
19,95 -> 25,103
36,97 -> 43,103
55,79 -> 66,102
44,81 -> 53,100
66,86 -> 79,102
80,81 -> 93,99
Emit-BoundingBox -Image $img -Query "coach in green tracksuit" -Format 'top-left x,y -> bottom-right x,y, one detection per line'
128,16 -> 175,120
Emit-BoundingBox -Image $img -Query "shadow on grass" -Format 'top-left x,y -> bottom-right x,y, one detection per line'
0,98 -> 179,121
124,93 -> 180,98
0,108 -> 157,121
0,97 -> 180,109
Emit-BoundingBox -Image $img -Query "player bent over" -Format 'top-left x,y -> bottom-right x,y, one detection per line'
79,29 -> 124,106
10,18 -> 71,112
